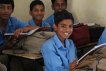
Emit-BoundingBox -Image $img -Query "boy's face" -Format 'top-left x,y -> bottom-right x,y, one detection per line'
52,0 -> 67,12
54,19 -> 73,40
30,5 -> 45,21
0,4 -> 13,20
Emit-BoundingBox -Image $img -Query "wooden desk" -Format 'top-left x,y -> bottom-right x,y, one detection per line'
2,49 -> 43,71
77,42 -> 97,49
77,42 -> 97,58
2,50 -> 42,60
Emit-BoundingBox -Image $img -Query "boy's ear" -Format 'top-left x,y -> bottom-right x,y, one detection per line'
53,24 -> 57,32
51,5 -> 54,10
11,9 -> 14,13
29,11 -> 32,16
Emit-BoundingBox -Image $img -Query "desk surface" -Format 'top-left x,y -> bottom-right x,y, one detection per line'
2,50 -> 42,60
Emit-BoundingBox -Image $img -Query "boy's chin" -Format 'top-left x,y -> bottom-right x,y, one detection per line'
2,17 -> 9,20
64,36 -> 70,39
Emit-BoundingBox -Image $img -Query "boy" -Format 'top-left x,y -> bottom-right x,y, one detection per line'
41,10 -> 77,71
44,0 -> 71,31
0,0 -> 34,69
0,0 -> 33,48
28,0 -> 51,31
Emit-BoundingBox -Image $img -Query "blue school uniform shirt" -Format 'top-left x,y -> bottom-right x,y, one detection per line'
41,34 -> 77,71
27,19 -> 52,31
28,19 -> 50,27
45,14 -> 54,27
44,14 -> 54,31
98,29 -> 106,45
0,17 -> 28,47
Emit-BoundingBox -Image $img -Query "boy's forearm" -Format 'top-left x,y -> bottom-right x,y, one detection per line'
22,26 -> 39,32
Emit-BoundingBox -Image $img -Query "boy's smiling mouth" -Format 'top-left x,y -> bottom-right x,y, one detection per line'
64,33 -> 70,36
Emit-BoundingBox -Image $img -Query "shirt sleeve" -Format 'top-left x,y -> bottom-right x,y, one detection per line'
71,40 -> 78,59
12,17 -> 29,29
98,29 -> 106,45
68,39 -> 78,63
42,21 -> 53,31
44,15 -> 54,27
41,43 -> 69,71
42,21 -> 50,27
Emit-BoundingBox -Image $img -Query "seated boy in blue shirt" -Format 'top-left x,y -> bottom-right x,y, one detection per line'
0,0 -> 34,48
0,0 -> 35,70
28,0 -> 51,31
98,28 -> 106,45
44,0 -> 73,31
41,10 -> 77,71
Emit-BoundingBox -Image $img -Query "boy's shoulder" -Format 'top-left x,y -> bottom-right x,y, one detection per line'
43,37 -> 54,45
41,36 -> 55,49
68,39 -> 75,45
9,16 -> 20,22
45,14 -> 54,21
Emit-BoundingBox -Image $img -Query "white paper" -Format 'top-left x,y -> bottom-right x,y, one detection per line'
77,43 -> 106,64
4,28 -> 39,36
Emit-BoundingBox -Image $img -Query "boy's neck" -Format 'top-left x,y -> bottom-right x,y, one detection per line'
57,34 -> 66,47
0,19 -> 8,28
34,19 -> 42,26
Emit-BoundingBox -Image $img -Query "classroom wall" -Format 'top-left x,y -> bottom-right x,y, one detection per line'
12,0 -> 106,27
12,0 -> 32,21
69,0 -> 106,27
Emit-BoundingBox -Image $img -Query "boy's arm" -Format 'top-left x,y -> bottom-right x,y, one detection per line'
14,26 -> 39,38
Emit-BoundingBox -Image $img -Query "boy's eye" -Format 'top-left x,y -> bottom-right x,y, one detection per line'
59,24 -> 73,29
60,24 -> 67,28
54,3 -> 60,7
69,25 -> 73,28
7,6 -> 12,10
33,9 -> 38,12
41,9 -> 44,12
61,3 -> 66,6
0,6 -> 12,10
61,25 -> 66,28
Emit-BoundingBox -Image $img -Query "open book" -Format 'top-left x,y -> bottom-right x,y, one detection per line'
77,43 -> 106,64
4,28 -> 39,36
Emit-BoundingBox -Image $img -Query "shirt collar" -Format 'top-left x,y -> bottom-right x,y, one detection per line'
0,17 -> 12,33
7,17 -> 12,26
28,19 -> 43,27
53,34 -> 70,49
5,17 -> 13,32
28,19 -> 35,26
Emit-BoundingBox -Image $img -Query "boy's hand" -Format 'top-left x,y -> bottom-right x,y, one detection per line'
69,60 -> 77,71
39,27 -> 50,31
14,28 -> 23,38
14,26 -> 40,39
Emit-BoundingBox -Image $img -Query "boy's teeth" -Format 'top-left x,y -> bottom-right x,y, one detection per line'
65,33 -> 68,35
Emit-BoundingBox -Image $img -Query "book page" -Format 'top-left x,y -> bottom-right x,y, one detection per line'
4,28 -> 39,36
77,43 -> 106,64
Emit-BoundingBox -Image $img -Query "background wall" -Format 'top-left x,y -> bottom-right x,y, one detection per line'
12,0 -> 32,21
69,0 -> 106,27
12,0 -> 106,27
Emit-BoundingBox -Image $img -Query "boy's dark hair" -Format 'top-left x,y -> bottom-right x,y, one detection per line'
0,0 -> 14,10
54,10 -> 74,25
51,0 -> 67,5
30,0 -> 45,11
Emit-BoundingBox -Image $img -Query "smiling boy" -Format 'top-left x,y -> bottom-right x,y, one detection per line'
41,10 -> 77,71
28,0 -> 51,31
